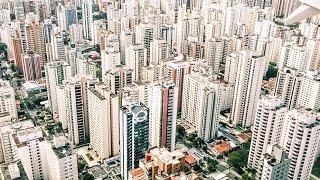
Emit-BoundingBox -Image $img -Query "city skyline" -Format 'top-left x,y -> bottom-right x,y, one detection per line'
0,0 -> 319,180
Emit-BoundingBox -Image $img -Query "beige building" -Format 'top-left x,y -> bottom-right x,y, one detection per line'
88,85 -> 120,161
46,135 -> 78,180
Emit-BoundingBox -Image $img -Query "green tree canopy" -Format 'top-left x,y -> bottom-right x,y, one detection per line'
227,142 -> 250,174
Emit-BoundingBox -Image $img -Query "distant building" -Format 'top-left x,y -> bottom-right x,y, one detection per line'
22,51 -> 41,81
45,61 -> 72,114
274,67 -> 303,109
63,76 -> 98,146
82,0 -> 93,40
182,65 -> 221,140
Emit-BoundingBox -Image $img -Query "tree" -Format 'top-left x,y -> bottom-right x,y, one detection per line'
82,173 -> 94,180
265,63 -> 278,80
187,133 -> 197,142
10,64 -> 17,72
227,142 -> 250,174
93,44 -> 101,53
96,69 -> 102,79
192,137 -> 204,149
312,157 -> 320,177
205,157 -> 218,173
92,4 -> 99,12
176,125 -> 186,141
0,42 -> 8,60
78,161 -> 87,172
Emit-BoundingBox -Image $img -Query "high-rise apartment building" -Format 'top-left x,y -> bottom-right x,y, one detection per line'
64,76 -> 98,146
248,96 -> 287,177
51,30 -> 66,61
205,38 -> 229,75
168,59 -> 191,113
22,51 -> 41,81
272,0 -> 300,18
274,67 -> 304,109
46,135 -> 78,180
280,109 -> 320,180
91,20 -> 106,45
0,80 -> 17,119
102,66 -> 133,95
231,51 -> 265,127
24,17 -> 46,65
14,127 -> 48,180
125,44 -> 147,82
11,33 -> 23,72
135,23 -> 154,63
260,144 -> 290,180
45,61 -> 72,114
82,0 -> 93,40
296,72 -> 320,111
182,67 -> 221,140
88,86 -> 120,160
148,81 -> 178,151
149,38 -> 169,65
120,102 -> 149,180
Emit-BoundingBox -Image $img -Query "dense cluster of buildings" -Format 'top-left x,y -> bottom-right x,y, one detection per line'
0,0 -> 319,179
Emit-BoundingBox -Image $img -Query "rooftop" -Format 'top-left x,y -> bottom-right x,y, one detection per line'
51,143 -> 73,159
129,167 -> 145,178
213,142 -> 232,154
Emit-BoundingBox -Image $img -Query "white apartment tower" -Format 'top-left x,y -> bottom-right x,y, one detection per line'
231,51 -> 266,127
82,0 -> 93,40
149,38 -> 169,65
135,23 -> 154,63
14,127 -> 48,180
64,76 -> 98,146
91,20 -> 106,45
280,109 -> 320,180
88,87 -> 120,161
205,38 -> 228,75
0,80 -> 17,119
168,60 -> 191,113
125,44 -> 147,82
148,81 -> 178,151
248,96 -> 287,177
181,67 -> 221,140
296,72 -> 320,111
45,61 -> 72,114
274,67 -> 304,109
51,30 -> 66,61
101,48 -> 121,74
103,66 -> 133,95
